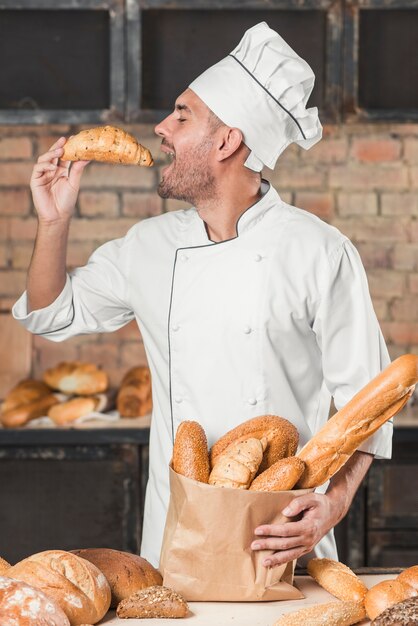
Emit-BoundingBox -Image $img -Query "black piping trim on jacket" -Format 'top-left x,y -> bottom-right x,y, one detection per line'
167,182 -> 271,443
228,54 -> 307,141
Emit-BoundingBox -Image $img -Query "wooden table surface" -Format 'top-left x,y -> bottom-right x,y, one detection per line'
102,573 -> 393,626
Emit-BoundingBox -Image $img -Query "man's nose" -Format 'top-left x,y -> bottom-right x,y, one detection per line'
154,116 -> 170,138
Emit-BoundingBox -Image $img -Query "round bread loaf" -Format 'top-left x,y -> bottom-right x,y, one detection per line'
48,397 -> 99,426
7,550 -> 111,625
398,565 -> 418,592
307,558 -> 368,603
210,415 -> 299,473
0,575 -> 70,626
70,548 -> 162,608
365,579 -> 417,620
0,557 -> 11,576
249,457 -> 305,491
43,361 -> 108,395
173,421 -> 210,483
371,596 -> 418,625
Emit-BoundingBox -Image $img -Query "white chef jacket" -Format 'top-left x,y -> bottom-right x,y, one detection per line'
13,180 -> 392,568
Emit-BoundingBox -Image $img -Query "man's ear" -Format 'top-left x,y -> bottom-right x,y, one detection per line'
216,127 -> 244,162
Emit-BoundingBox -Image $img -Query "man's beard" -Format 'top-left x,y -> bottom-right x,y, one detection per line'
157,138 -> 217,205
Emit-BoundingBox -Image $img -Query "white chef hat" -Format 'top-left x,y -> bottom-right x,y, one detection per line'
189,21 -> 322,172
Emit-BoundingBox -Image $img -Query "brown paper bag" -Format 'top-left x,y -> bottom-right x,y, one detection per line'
160,465 -> 312,601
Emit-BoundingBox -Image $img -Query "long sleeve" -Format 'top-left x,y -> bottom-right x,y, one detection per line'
12,229 -> 136,342
312,238 -> 392,459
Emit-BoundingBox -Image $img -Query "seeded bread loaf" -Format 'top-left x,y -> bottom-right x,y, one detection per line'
116,585 -> 188,619
307,558 -> 368,603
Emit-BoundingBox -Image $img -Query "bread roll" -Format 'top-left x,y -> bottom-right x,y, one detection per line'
7,550 -> 111,625
1,379 -> 51,413
273,600 -> 366,626
398,565 -> 418,592
297,355 -> 418,488
0,557 -> 11,576
0,576 -> 70,626
249,457 -> 305,492
70,548 -> 162,608
62,126 -> 153,166
209,437 -> 267,489
48,397 -> 99,426
172,420 -> 210,483
307,558 -> 368,603
116,585 -> 189,619
210,414 -> 299,473
43,361 -> 108,395
371,596 -> 418,625
0,393 -> 59,428
365,579 -> 417,620
117,365 -> 152,418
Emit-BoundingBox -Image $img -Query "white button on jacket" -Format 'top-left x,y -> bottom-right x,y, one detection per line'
13,180 -> 392,568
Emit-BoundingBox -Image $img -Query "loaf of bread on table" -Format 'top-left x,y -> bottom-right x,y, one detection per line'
307,558 -> 368,603
71,548 -> 162,609
7,549 -> 111,625
249,456 -> 305,491
273,600 -> 366,626
209,436 -> 267,489
364,579 -> 417,620
371,596 -> 418,625
0,558 -> 10,576
297,354 -> 418,488
62,126 -> 153,166
0,576 -> 70,626
1,379 -> 52,413
398,565 -> 418,592
117,366 -> 152,418
48,396 -> 100,426
0,393 -> 59,428
210,414 -> 299,474
116,585 -> 189,619
172,420 -> 210,483
43,361 -> 108,396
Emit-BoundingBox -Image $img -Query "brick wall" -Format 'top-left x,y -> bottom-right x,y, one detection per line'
0,122 -> 417,389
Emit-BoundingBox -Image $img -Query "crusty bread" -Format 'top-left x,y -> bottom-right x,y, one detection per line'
297,355 -> 418,488
249,456 -> 305,491
0,558 -> 10,576
7,550 -> 111,625
117,366 -> 152,418
365,579 -> 417,621
62,126 -> 153,166
273,600 -> 366,626
398,565 -> 418,592
371,596 -> 418,625
172,421 -> 210,483
0,394 -> 59,428
116,585 -> 189,619
48,397 -> 99,426
0,576 -> 70,626
43,361 -> 108,396
1,379 -> 52,413
209,437 -> 267,489
70,548 -> 162,608
210,415 -> 299,473
307,558 -> 368,603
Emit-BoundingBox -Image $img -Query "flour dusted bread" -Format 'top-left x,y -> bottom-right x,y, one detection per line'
210,414 -> 299,473
307,558 -> 368,603
365,579 -> 417,620
117,366 -> 152,417
249,456 -> 305,492
0,576 -> 70,626
273,600 -> 366,626
71,548 -> 162,608
43,361 -> 108,396
209,436 -> 267,489
297,355 -> 418,488
0,557 -> 10,576
62,126 -> 153,166
7,550 -> 111,625
116,585 -> 189,619
173,420 -> 210,483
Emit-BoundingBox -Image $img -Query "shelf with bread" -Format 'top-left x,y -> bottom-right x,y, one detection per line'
0,362 -> 152,431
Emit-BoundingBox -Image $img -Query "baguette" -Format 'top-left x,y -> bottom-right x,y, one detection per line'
273,600 -> 366,626
364,579 -> 417,621
48,396 -> 99,426
297,355 -> 418,488
1,379 -> 52,413
307,558 -> 368,603
249,456 -> 305,492
0,394 -> 59,428
172,421 -> 210,483
117,366 -> 152,418
62,126 -> 153,166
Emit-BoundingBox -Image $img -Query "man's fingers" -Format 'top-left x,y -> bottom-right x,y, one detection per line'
47,136 -> 66,152
282,494 -> 321,518
68,159 -> 90,188
263,547 -> 308,568
31,163 -> 58,180
252,535 -> 304,552
37,147 -> 64,166
254,520 -> 307,538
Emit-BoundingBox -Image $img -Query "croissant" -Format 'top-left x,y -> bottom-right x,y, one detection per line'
209,437 -> 267,489
62,126 -> 153,166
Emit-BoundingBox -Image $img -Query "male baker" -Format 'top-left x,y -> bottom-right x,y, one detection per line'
13,22 -> 392,569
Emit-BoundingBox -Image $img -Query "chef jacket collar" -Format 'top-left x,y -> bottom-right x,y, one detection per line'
188,179 -> 279,246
